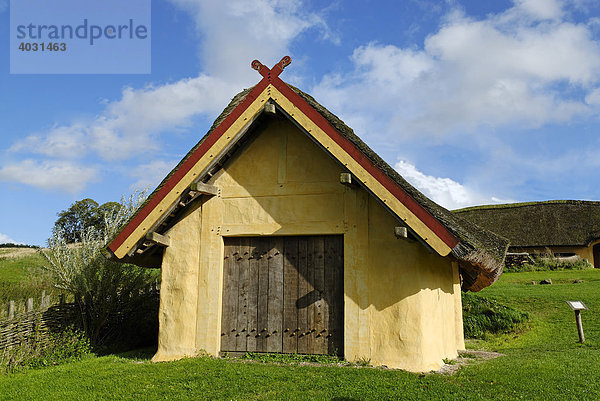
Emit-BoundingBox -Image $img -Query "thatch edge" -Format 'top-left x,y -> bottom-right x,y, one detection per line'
452,243 -> 509,292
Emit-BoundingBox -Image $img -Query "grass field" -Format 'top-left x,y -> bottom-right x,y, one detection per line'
0,268 -> 599,400
0,248 -> 59,307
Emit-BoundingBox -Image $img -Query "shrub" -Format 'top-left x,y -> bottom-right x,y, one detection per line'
523,257 -> 591,272
507,257 -> 593,273
0,244 -> 38,249
462,292 -> 529,339
41,191 -> 159,349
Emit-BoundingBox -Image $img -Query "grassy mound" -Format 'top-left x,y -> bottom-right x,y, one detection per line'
462,292 -> 529,338
0,249 -> 60,306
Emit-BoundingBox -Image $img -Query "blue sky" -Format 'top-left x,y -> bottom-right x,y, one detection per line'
1,0 -> 600,245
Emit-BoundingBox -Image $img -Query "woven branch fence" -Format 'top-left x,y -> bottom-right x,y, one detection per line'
0,293 -> 77,350
0,291 -> 59,321
1,287 -> 161,352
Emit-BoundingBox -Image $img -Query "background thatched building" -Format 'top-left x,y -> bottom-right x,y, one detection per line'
455,200 -> 600,268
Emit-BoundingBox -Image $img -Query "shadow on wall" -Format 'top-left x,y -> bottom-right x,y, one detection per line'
213,115 -> 455,315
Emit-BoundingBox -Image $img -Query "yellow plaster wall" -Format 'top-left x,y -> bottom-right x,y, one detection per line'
114,87 -> 272,259
152,203 -> 203,362
353,195 -> 461,371
453,262 -> 466,351
153,116 -> 464,371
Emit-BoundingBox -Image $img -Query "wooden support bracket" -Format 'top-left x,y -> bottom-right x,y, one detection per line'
145,232 -> 171,247
190,182 -> 219,196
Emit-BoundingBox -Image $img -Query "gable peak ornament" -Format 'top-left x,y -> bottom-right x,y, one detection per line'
251,56 -> 292,81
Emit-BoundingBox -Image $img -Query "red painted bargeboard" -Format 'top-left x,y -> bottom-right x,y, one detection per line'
109,77 -> 458,255
108,78 -> 270,254
272,77 -> 458,249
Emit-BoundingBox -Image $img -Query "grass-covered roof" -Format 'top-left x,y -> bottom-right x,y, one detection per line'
455,200 -> 600,248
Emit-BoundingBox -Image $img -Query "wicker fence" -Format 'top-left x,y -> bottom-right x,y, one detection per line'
1,288 -> 161,351
0,293 -> 77,350
0,291 -> 57,321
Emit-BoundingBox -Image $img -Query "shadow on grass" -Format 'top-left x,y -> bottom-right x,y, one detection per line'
115,347 -> 157,361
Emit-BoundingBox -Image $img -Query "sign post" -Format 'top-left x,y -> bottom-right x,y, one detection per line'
566,301 -> 588,343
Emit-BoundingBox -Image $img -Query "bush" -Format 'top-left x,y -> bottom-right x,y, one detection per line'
42,191 -> 159,349
507,257 -> 593,273
462,292 -> 529,339
0,326 -> 91,374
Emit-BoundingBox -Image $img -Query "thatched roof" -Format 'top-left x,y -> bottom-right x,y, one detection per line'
111,80 -> 509,292
455,200 -> 600,248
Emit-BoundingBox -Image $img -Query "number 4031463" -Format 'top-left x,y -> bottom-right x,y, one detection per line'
18,42 -> 66,52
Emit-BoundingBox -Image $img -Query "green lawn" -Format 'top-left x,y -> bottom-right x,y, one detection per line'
1,269 -> 599,400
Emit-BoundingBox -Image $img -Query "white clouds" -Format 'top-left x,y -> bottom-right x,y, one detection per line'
429,12 -> 600,85
312,0 -> 600,138
0,233 -> 17,244
395,160 -> 512,210
353,45 -> 434,86
10,124 -> 88,159
11,76 -> 239,162
512,0 -> 565,20
169,0 -> 331,79
4,1 -> 328,193
0,160 -> 97,193
584,86 -> 600,105
89,75 -> 241,161
128,159 -> 179,191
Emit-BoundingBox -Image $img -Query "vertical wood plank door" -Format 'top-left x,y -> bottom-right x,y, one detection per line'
221,236 -> 343,356
594,244 -> 600,269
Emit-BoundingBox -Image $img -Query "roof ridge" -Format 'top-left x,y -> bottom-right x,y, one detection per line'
454,199 -> 600,213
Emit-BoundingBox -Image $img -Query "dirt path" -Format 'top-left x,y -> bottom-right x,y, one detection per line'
434,350 -> 504,375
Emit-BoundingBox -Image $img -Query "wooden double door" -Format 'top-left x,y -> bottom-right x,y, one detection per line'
220,235 -> 344,355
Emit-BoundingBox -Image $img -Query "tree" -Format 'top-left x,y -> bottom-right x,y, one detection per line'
43,191 -> 155,347
52,199 -> 121,243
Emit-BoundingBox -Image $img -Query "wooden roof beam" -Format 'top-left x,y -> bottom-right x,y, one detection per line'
340,172 -> 357,187
264,101 -> 277,114
190,182 -> 219,196
394,226 -> 408,239
145,232 -> 170,247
